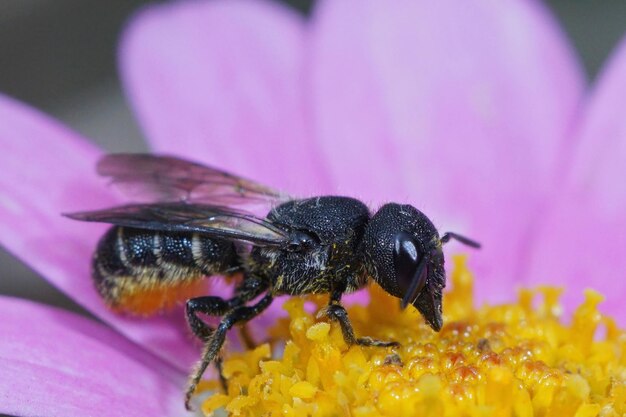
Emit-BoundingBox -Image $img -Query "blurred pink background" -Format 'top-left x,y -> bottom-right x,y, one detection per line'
0,0 -> 625,318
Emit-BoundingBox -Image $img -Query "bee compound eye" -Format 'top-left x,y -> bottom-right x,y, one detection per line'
393,232 -> 423,293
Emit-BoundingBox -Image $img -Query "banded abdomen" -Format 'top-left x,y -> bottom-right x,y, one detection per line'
93,226 -> 241,315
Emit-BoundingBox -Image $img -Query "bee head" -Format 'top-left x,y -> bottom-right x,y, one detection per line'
363,204 -> 480,332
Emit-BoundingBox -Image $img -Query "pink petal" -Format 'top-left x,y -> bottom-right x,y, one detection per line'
0,94 -> 202,372
525,35 -> 626,319
311,0 -> 585,301
0,296 -> 184,417
119,0 -> 331,195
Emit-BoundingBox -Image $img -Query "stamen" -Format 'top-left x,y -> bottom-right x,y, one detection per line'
201,256 -> 625,416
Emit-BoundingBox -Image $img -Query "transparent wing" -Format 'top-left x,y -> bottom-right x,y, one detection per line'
64,203 -> 291,247
97,153 -> 288,206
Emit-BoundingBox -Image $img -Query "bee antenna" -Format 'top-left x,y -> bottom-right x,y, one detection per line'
440,232 -> 481,249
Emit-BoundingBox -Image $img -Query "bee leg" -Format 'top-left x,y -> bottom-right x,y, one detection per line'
320,289 -> 400,348
237,324 -> 256,350
185,296 -> 235,342
214,355 -> 228,392
185,276 -> 268,342
233,277 -> 268,349
185,293 -> 274,411
233,276 -> 268,301
185,296 -> 246,394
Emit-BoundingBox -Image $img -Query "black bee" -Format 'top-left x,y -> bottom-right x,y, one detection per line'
65,153 -> 480,409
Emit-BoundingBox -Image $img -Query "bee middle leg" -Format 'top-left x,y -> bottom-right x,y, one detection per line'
233,277 -> 268,349
320,288 -> 400,348
185,293 -> 274,410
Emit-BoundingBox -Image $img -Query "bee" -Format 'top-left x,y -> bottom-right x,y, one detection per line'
65,153 -> 480,409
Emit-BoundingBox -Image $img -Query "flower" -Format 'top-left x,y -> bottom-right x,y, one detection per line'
0,0 -> 625,416
203,257 -> 626,416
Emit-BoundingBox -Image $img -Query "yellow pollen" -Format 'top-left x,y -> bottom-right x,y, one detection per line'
201,256 -> 625,417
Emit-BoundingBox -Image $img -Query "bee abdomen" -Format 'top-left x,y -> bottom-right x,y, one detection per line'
93,226 -> 240,314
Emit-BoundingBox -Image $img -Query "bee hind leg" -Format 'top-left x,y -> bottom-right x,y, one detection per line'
184,293 -> 274,411
185,276 -> 267,342
185,296 -> 242,395
185,296 -> 235,342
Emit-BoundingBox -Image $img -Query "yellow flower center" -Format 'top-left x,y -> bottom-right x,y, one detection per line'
201,256 -> 625,417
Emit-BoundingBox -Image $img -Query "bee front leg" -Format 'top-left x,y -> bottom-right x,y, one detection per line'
319,288 -> 400,348
185,293 -> 274,411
